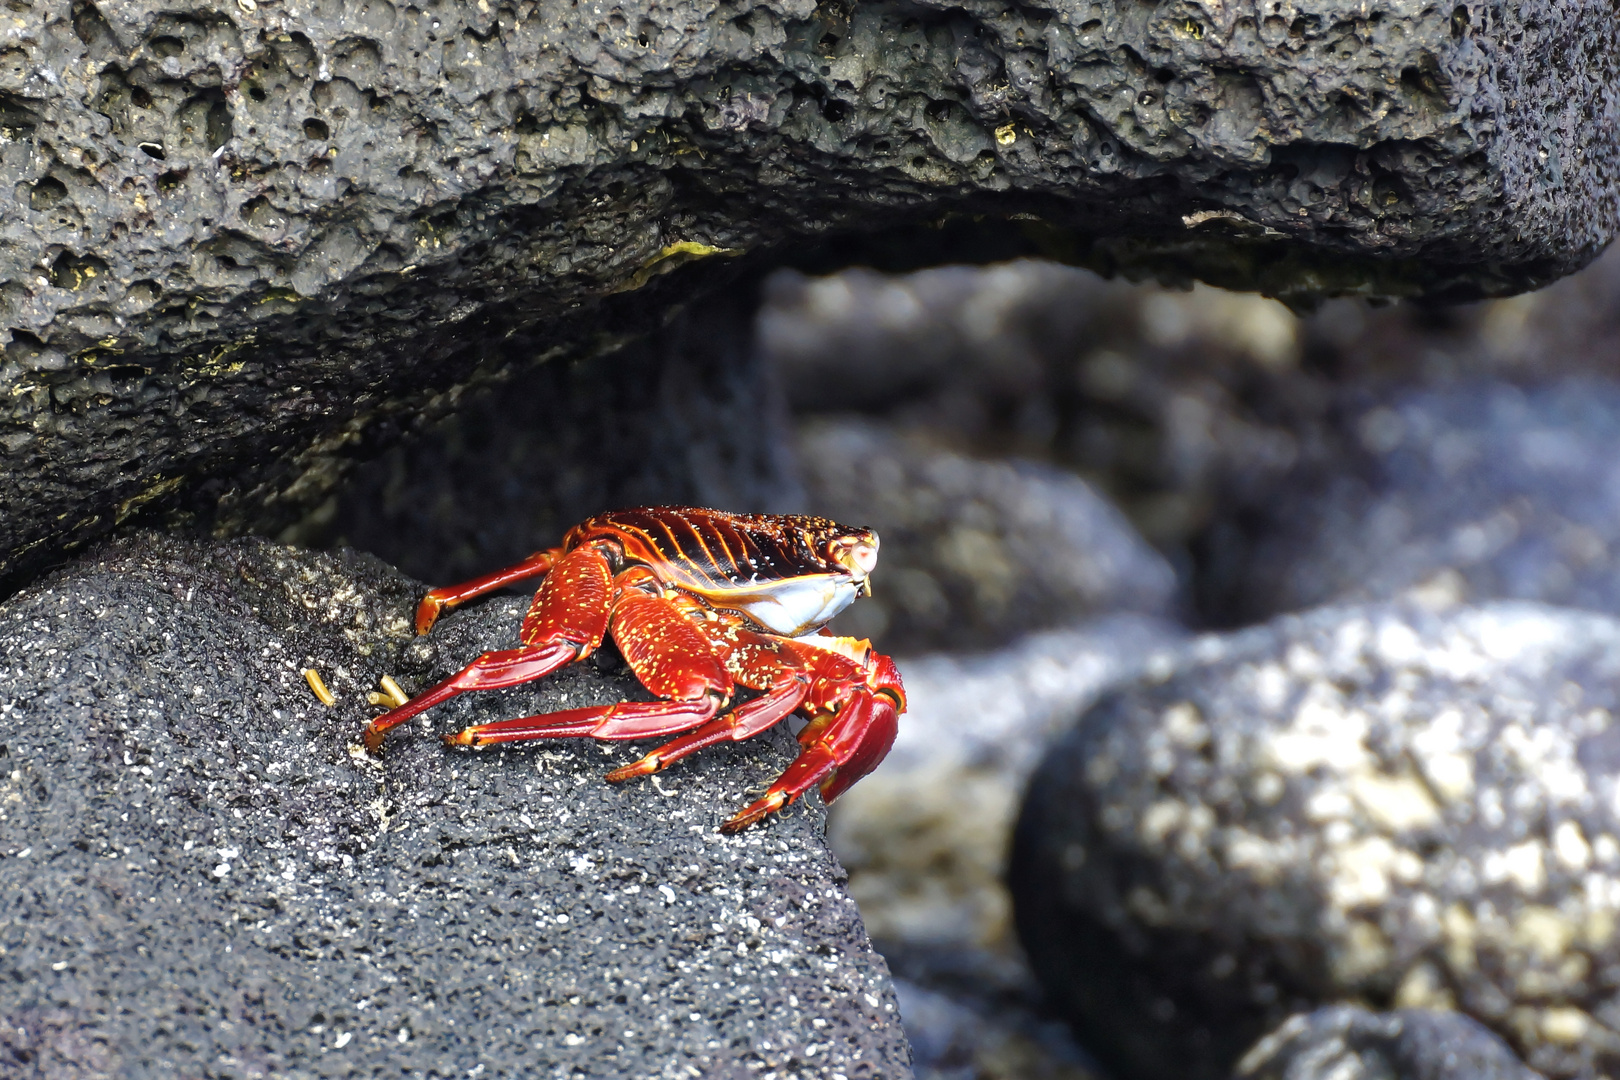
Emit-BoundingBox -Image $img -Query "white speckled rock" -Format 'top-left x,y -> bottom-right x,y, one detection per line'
1234,1006 -> 1542,1080
1011,601 -> 1620,1080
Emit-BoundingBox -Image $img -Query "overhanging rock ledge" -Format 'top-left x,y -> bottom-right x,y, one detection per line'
1,0 -> 1614,592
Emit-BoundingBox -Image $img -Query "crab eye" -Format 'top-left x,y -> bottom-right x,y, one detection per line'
848,540 -> 878,575
832,532 -> 878,576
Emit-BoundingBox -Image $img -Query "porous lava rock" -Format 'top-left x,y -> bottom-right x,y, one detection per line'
1234,1006 -> 1542,1080
1011,601 -> 1620,1080
3,0 -> 1616,594
0,531 -> 911,1078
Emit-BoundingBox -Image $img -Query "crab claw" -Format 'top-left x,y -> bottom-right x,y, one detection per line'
817,688 -> 900,805
719,663 -> 903,833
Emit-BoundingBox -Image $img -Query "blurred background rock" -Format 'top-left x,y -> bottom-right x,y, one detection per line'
764,248 -> 1620,629
762,245 -> 1620,1079
309,243 -> 1620,1079
800,418 -> 1178,652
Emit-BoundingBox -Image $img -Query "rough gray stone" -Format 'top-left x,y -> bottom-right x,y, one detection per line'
1197,378 -> 1620,625
3,0 -> 1616,595
1234,1006 -> 1542,1080
1010,601 -> 1620,1080
800,417 -> 1178,652
0,532 -> 911,1078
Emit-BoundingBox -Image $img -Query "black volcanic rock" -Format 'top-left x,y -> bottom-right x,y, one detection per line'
1012,600 -> 1620,1080
303,282 -> 803,588
0,532 -> 911,1078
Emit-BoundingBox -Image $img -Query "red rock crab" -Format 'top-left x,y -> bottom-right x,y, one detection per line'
364,506 -> 905,831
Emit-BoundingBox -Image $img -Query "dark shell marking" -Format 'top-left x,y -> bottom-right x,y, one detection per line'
567,507 -> 862,595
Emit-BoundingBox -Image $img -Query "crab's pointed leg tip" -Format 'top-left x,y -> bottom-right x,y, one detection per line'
605,758 -> 656,784
414,598 -> 443,637
720,793 -> 785,834
442,730 -> 476,747
362,726 -> 384,753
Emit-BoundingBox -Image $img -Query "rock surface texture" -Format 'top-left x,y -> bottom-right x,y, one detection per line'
3,0 -> 1617,592
1234,1006 -> 1543,1080
1011,601 -> 1620,1080
0,532 -> 911,1078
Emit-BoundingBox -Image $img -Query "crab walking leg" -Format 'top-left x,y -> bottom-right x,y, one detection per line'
444,589 -> 734,748
413,545 -> 566,636
719,684 -> 902,834
363,643 -> 582,749
443,694 -> 726,746
604,672 -> 811,782
364,544 -> 613,749
607,626 -> 817,781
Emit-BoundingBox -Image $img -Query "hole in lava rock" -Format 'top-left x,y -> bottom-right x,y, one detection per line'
28,176 -> 67,210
